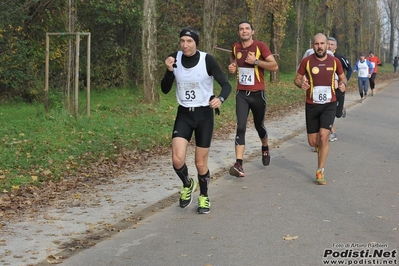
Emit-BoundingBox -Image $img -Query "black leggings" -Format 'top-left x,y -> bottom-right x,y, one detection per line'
234,90 -> 267,146
369,73 -> 377,89
335,89 -> 345,118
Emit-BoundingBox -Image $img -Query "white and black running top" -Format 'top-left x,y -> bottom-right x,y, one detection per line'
161,50 -> 231,107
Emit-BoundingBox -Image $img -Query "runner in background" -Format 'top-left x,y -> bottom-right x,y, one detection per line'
327,37 -> 352,142
353,52 -> 374,103
366,51 -> 382,96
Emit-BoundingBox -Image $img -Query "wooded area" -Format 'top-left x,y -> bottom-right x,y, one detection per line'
0,0 -> 397,103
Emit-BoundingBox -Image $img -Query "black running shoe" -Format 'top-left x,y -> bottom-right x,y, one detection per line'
229,162 -> 245,177
179,178 -> 197,208
197,195 -> 210,214
342,107 -> 347,118
262,150 -> 270,166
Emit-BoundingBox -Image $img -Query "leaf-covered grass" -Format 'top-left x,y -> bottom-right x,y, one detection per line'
3,68 -> 394,191
0,88 -> 177,190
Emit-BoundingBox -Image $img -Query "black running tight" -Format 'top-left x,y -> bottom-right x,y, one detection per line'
234,90 -> 268,146
369,73 -> 377,89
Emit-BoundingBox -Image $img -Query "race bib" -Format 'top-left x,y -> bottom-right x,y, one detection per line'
359,70 -> 367,77
176,82 -> 203,104
238,67 -> 255,86
313,86 -> 332,104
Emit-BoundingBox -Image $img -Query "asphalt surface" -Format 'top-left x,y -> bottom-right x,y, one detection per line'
55,82 -> 399,266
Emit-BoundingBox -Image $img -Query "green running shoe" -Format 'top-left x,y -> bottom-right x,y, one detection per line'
179,178 -> 196,208
197,194 -> 210,214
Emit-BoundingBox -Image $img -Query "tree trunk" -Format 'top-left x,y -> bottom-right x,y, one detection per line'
270,14 -> 280,83
325,0 -> 337,37
388,0 -> 398,60
397,29 -> 399,56
203,0 -> 218,54
268,0 -> 290,83
295,0 -> 305,70
142,0 -> 158,103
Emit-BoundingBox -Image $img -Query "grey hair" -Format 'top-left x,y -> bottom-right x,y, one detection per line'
327,37 -> 337,45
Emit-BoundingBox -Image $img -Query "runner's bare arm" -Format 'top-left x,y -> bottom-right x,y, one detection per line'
338,73 -> 347,93
294,73 -> 309,90
256,54 -> 278,72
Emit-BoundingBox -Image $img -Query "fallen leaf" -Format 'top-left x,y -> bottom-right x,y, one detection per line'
376,216 -> 388,220
87,223 -> 96,230
43,170 -> 52,176
283,234 -> 298,241
73,193 -> 81,199
47,259 -> 62,264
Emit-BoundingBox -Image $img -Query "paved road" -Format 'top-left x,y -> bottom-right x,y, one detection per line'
56,82 -> 399,266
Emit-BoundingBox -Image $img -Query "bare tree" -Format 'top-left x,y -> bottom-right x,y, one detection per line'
381,0 -> 399,60
325,0 -> 338,37
142,0 -> 158,103
267,0 -> 290,82
294,0 -> 306,69
203,0 -> 220,54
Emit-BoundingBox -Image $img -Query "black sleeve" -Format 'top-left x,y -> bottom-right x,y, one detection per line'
160,71 -> 174,94
205,54 -> 232,101
160,52 -> 178,94
339,55 -> 353,81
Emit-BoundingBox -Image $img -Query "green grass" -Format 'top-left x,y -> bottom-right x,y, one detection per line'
0,72 -> 305,191
376,63 -> 394,74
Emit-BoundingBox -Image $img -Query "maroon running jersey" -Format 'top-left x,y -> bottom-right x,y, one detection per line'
298,54 -> 344,104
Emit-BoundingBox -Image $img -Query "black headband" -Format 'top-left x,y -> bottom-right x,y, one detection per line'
179,29 -> 199,46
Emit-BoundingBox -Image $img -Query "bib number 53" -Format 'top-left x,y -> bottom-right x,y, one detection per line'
185,90 -> 196,100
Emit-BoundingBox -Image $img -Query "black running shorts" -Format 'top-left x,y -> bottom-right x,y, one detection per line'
305,102 -> 337,134
172,105 -> 214,148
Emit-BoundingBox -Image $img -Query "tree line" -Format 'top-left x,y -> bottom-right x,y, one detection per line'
0,0 -> 395,103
